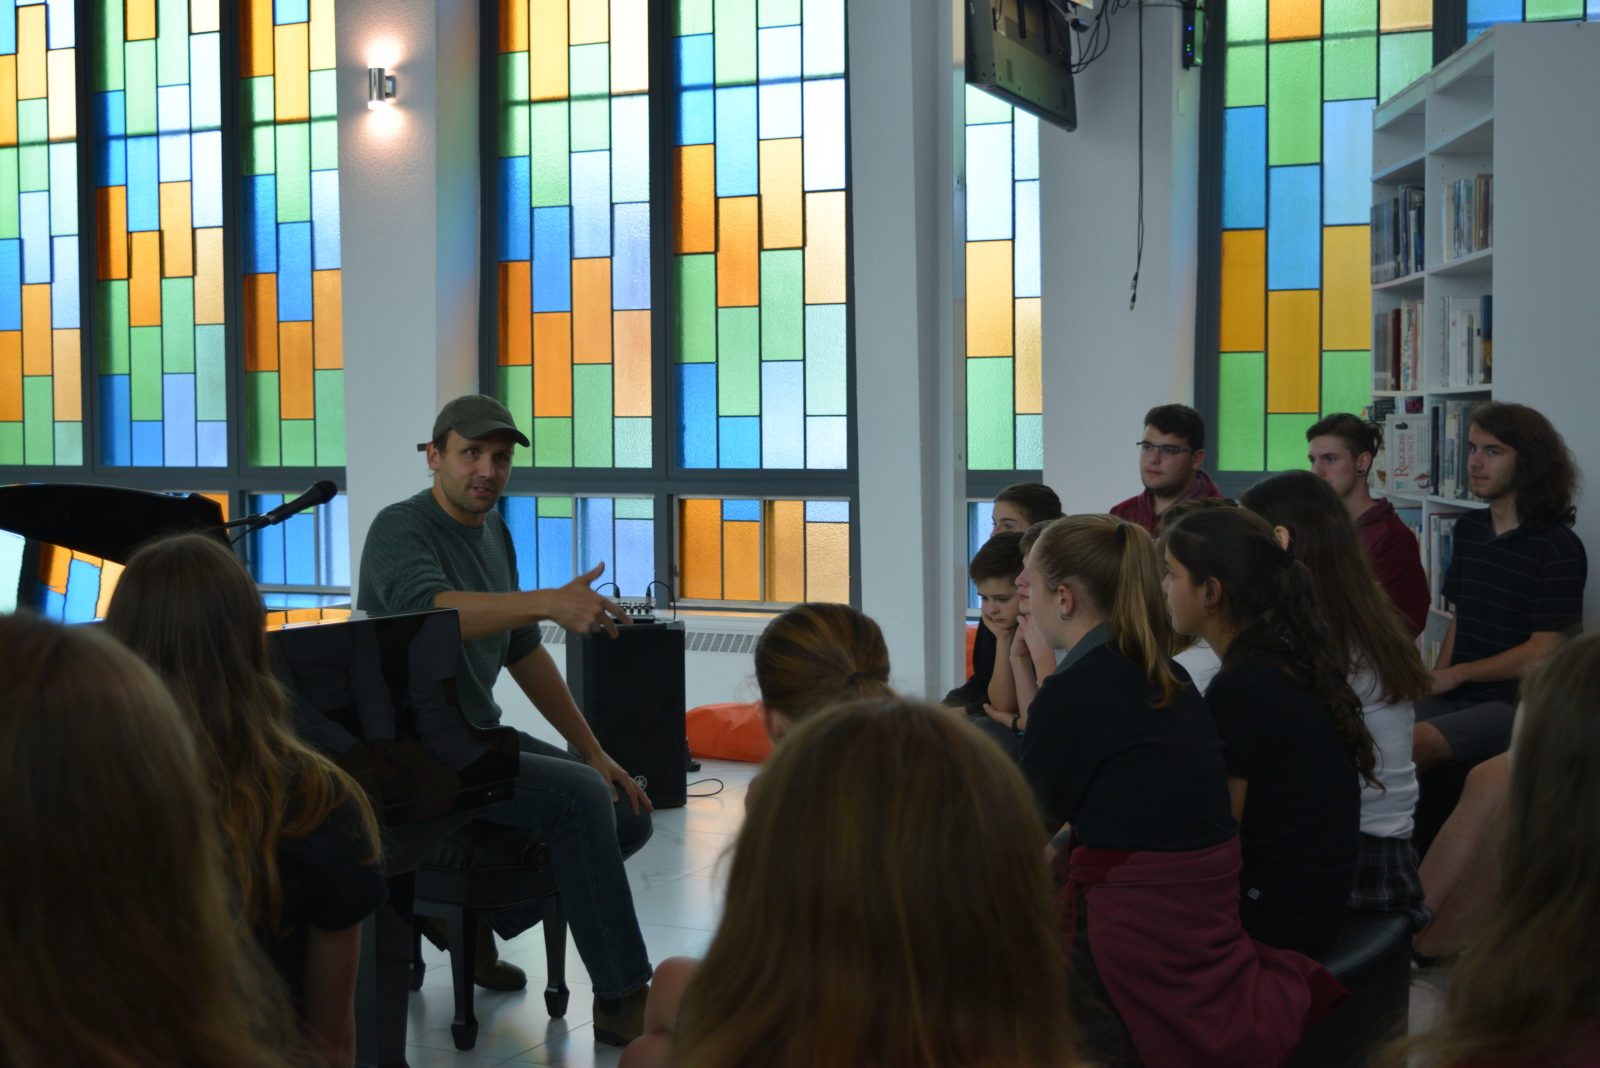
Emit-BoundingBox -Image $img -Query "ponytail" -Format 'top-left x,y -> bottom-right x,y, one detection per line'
754,603 -> 894,726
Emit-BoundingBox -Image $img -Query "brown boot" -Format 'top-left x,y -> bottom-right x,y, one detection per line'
593,984 -> 650,1046
473,920 -> 527,991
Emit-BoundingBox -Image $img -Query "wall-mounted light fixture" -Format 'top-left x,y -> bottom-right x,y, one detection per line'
367,67 -> 397,109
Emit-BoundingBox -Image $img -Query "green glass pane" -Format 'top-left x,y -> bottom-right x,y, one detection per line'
1228,0 -> 1267,42
50,145 -> 79,236
570,44 -> 610,98
315,371 -> 345,465
1267,413 -> 1318,470
100,283 -> 131,374
803,304 -> 846,416
534,417 -> 574,466
616,497 -> 653,519
530,102 -> 571,206
23,378 -> 52,463
243,78 -> 276,175
1267,41 -> 1321,166
1016,414 -> 1043,469
965,84 -> 1013,125
1325,0 -> 1378,33
1379,32 -> 1432,101
537,496 -> 575,518
501,365 -> 535,467
94,0 -> 126,92
570,48 -> 611,152
157,0 -> 191,86
614,418 -> 652,467
160,279 -> 195,372
759,250 -> 803,360
1527,0 -> 1584,19
574,365 -> 615,466
196,326 -> 227,420
0,150 -> 19,238
0,424 -> 22,464
759,0 -> 800,26
1324,37 -> 1378,101
714,0 -> 757,85
276,124 -> 312,223
676,255 -> 717,362
247,373 -> 282,465
717,307 -> 760,415
1226,44 -> 1267,107
282,420 -> 316,466
130,329 -> 164,419
18,102 -> 48,192
677,0 -> 715,35
1218,351 -> 1265,471
311,117 -> 338,172
967,358 -> 1015,470
500,54 -> 531,157
125,41 -> 158,137
310,69 -> 338,119
54,424 -> 83,466
1321,351 -> 1371,417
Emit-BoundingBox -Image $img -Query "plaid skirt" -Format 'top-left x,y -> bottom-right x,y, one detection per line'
1350,832 -> 1432,931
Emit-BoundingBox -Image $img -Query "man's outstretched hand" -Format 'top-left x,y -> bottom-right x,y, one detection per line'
542,563 -> 632,638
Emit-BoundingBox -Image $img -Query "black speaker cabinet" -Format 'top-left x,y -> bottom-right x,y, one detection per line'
566,620 -> 687,809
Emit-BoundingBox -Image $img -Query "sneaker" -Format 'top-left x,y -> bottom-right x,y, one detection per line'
593,985 -> 650,1046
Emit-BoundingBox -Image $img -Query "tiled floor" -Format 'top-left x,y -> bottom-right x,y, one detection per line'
402,759 -> 757,1067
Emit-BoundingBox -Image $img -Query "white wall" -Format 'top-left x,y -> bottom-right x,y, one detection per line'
1040,3 -> 1203,515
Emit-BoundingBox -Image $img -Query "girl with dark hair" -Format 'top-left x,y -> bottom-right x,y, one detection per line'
1241,470 -> 1433,926
106,534 -> 386,1067
1163,506 -> 1376,957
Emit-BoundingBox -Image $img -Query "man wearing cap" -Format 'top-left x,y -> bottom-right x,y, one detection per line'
357,394 -> 653,1045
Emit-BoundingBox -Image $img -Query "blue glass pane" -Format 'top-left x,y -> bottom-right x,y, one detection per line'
1014,179 -> 1040,298
64,559 -> 101,624
967,500 -> 995,610
760,361 -> 804,467
532,207 -> 573,312
614,517 -> 654,598
1222,107 -> 1266,229
1322,100 -> 1374,226
570,151 -> 611,258
965,122 -> 1014,241
678,364 -> 717,467
501,497 -> 538,592
722,499 -> 760,521
612,203 -> 651,310
718,416 -> 760,467
1467,0 -> 1523,36
805,415 -> 847,468
1267,165 -> 1321,290
804,500 -> 848,522
161,374 -> 197,466
499,157 -> 532,260
277,222 -> 313,321
284,511 -> 316,585
537,517 -> 575,587
714,87 -> 759,197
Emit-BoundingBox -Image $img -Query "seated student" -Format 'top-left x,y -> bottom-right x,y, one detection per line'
1004,519 -> 1073,728
1307,413 -> 1431,635
1383,633 -> 1600,1068
1156,497 -> 1240,694
1163,506 -> 1375,957
652,700 -> 1078,1068
1018,516 -> 1340,1068
1242,470 -> 1434,928
953,531 -> 1029,756
106,535 -> 387,1068
1111,403 -> 1223,534
946,482 -> 1063,715
1416,402 -> 1586,774
0,613 -> 295,1068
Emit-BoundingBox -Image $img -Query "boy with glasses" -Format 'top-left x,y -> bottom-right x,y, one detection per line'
1111,404 -> 1222,534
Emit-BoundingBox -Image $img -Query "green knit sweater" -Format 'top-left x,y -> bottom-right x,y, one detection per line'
356,488 -> 540,729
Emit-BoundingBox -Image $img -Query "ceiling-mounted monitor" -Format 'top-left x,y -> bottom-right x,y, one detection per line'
966,0 -> 1077,132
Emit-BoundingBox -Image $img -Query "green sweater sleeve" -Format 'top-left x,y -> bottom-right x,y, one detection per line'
357,501 -> 453,615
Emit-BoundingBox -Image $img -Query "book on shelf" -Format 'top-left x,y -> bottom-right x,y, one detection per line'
1386,414 -> 1431,495
1369,396 -> 1426,494
1439,294 -> 1494,388
1441,174 -> 1494,261
1371,300 -> 1423,391
1428,513 -> 1461,612
1434,399 -> 1487,503
1370,186 -> 1424,282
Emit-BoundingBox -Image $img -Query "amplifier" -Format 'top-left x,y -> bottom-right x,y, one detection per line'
566,619 -> 687,809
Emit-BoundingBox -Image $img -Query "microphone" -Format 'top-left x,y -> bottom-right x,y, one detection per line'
225,481 -> 339,539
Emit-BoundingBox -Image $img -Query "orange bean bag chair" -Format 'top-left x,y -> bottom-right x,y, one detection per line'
686,701 -> 773,763
966,621 -> 979,678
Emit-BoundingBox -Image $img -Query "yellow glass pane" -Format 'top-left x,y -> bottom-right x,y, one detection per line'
244,274 -> 277,370
610,0 -> 648,94
716,196 -> 760,308
532,312 -> 573,416
194,229 -> 226,323
159,182 -> 194,277
966,241 -> 1014,358
803,191 -> 846,304
572,258 -> 613,363
279,322 -> 315,419
0,333 -> 18,420
274,24 -> 311,123
1269,0 -> 1321,40
96,560 -> 125,620
759,139 -> 803,250
129,233 -> 162,328
765,500 -> 805,604
22,285 -> 49,374
310,0 -> 337,71
243,0 -> 274,77
530,0 -> 571,102
676,145 -> 716,254
126,0 -> 158,40
500,261 -> 532,365
1267,290 -> 1320,412
804,522 -> 850,603
1321,226 -> 1371,351
1380,0 -> 1432,32
17,5 -> 46,99
501,0 -> 530,53
313,271 -> 343,369
570,0 -> 609,45
47,49 -> 76,140
53,330 -> 81,420
0,57 -> 17,146
1015,297 -> 1042,415
1219,229 -> 1266,351
723,520 -> 761,601
191,1 -> 222,34
679,499 -> 723,599
98,187 -> 129,280
613,310 -> 651,416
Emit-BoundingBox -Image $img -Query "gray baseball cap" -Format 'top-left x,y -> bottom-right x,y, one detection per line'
421,394 -> 530,450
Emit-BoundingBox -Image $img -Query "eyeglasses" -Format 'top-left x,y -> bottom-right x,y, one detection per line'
1137,441 -> 1193,458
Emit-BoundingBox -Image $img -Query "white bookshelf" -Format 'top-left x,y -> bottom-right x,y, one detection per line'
1369,23 -> 1600,628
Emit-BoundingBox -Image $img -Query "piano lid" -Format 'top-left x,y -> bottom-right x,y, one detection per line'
0,483 -> 227,564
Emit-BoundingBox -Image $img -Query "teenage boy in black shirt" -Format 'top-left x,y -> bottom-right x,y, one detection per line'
1415,403 -> 1587,772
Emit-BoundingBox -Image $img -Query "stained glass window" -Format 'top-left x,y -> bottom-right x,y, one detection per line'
91,1 -> 226,466
672,0 -> 848,470
965,87 -> 1041,472
0,0 -> 82,466
1468,0 -> 1598,37
1215,0 -> 1433,473
499,494 -> 657,597
245,488 -> 347,592
967,499 -> 994,611
240,0 -> 342,467
677,496 -> 849,603
494,0 -> 653,470
0,525 -> 23,609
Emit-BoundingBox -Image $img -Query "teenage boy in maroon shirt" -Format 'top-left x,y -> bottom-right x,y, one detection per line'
1111,404 -> 1223,534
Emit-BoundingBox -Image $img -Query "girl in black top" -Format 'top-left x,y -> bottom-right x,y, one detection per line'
1162,506 -> 1378,957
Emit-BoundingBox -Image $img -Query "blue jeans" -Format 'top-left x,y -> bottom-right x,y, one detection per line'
481,731 -> 654,999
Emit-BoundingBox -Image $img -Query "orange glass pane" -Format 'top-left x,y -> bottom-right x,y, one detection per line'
130,233 -> 162,327
21,285 -> 48,374
679,499 -> 722,599
0,57 -> 16,146
244,274 -> 279,370
39,542 -> 69,591
313,271 -> 343,369
501,0 -> 530,52
530,0 -> 570,102
278,322 -> 315,419
0,333 -> 19,419
613,310 -> 651,416
1267,290 -> 1320,412
723,520 -> 760,601
97,187 -> 129,280
716,197 -> 759,307
803,191 -> 846,305
1380,0 -> 1432,32
1219,230 -> 1266,351
242,0 -> 274,77
53,331 -> 81,420
805,522 -> 850,603
16,5 -> 45,98
1322,226 -> 1370,350
159,182 -> 194,277
966,241 -> 1014,358
765,500 -> 805,604
1268,0 -> 1321,40
759,139 -> 803,250
309,0 -> 337,70
273,24 -> 311,123
675,145 -> 715,254
533,312 -> 573,417
570,0 -> 608,44
194,229 -> 225,324
499,261 -> 532,365
1015,297 -> 1042,415
126,0 -> 157,41
572,258 -> 612,363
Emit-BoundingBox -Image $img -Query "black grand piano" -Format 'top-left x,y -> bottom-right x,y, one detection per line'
0,483 -> 519,1067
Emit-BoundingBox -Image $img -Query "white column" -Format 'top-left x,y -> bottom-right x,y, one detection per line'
848,0 -> 966,698
1039,2 -> 1203,515
336,0 -> 481,584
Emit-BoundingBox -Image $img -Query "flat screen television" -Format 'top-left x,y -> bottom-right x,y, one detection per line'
966,0 -> 1077,131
